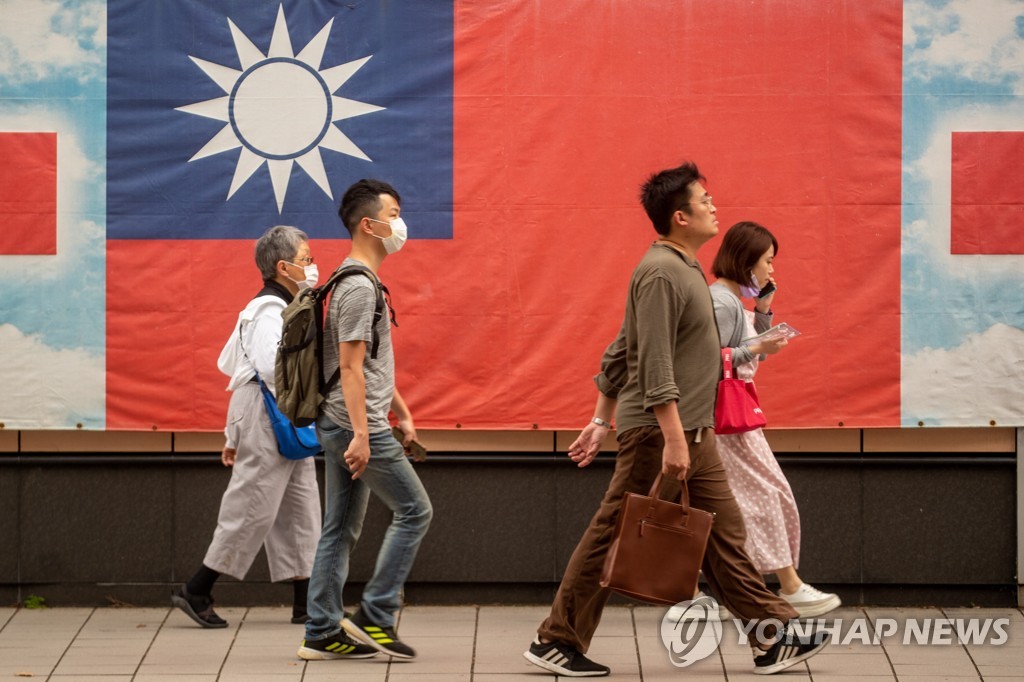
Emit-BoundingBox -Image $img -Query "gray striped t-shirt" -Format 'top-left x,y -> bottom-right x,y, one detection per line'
321,258 -> 394,433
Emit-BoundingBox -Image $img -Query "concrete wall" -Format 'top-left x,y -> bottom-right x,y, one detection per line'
0,428 -> 1018,608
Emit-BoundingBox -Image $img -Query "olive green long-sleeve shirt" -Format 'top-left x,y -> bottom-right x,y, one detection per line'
594,244 -> 721,433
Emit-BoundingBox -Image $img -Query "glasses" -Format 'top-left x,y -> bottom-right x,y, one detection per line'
290,256 -> 314,265
692,195 -> 714,207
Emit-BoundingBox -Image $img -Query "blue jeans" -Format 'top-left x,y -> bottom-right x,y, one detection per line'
305,416 -> 432,640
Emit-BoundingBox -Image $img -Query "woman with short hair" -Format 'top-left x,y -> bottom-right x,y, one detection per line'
709,220 -> 840,618
172,225 -> 322,628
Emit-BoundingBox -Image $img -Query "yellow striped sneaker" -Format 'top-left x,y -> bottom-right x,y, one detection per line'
297,632 -> 378,660
342,609 -> 416,659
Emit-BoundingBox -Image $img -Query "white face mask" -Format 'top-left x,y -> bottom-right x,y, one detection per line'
285,262 -> 319,290
739,272 -> 760,298
369,217 -> 408,254
298,263 -> 319,290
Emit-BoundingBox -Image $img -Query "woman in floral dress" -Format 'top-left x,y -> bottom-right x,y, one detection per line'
708,221 -> 840,618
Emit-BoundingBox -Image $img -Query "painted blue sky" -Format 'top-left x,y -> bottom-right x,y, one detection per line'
0,0 -> 106,427
903,0 -> 1024,352
901,0 -> 1024,425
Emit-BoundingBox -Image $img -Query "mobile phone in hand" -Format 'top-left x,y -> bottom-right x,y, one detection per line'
392,426 -> 428,462
756,281 -> 777,299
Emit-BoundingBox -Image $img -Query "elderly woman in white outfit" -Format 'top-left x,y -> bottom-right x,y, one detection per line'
172,225 -> 322,628
708,220 -> 840,619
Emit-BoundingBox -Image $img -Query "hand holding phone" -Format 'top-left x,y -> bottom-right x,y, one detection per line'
392,426 -> 428,462
756,281 -> 777,299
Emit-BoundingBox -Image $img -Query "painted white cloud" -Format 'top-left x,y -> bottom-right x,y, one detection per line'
905,0 -> 1024,94
902,322 -> 1024,425
0,0 -> 105,85
0,106 -> 104,279
904,103 -> 1024,280
0,323 -> 103,428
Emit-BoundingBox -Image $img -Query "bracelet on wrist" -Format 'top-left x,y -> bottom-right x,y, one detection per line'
591,416 -> 613,429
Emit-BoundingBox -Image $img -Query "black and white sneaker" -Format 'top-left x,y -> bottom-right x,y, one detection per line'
523,637 -> 610,677
752,625 -> 830,675
297,632 -> 378,660
342,608 -> 416,659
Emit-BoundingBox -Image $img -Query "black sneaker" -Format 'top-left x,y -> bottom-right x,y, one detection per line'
752,625 -> 831,675
170,585 -> 227,629
297,632 -> 379,660
523,637 -> 610,677
341,608 -> 416,659
291,613 -> 310,625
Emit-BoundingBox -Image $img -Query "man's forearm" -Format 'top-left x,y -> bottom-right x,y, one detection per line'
340,367 -> 369,437
391,387 -> 412,423
593,392 -> 617,424
653,402 -> 685,442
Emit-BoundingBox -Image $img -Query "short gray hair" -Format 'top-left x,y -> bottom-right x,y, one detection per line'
255,225 -> 308,280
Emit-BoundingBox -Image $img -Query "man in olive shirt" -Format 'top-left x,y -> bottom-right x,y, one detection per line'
524,162 -> 828,677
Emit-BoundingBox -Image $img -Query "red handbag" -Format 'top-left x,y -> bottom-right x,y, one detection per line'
714,348 -> 767,434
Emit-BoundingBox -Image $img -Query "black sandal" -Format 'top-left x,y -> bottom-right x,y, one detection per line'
171,585 -> 228,628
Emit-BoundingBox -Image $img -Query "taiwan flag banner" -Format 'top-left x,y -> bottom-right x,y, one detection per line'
106,0 -> 455,429
11,0 -> 1020,434
105,0 -> 903,431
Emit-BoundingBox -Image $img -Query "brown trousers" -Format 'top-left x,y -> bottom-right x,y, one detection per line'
538,425 -> 799,652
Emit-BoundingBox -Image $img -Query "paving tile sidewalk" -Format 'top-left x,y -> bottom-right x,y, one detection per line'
0,605 -> 1021,681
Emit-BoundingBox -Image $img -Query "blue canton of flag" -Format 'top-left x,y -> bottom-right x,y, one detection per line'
107,0 -> 453,240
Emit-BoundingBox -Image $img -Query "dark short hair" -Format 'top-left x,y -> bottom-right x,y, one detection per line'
711,221 -> 779,282
338,179 -> 402,235
255,225 -> 308,280
639,161 -> 706,235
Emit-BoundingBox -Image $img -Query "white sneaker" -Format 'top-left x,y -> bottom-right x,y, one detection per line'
667,591 -> 731,621
778,583 -> 841,618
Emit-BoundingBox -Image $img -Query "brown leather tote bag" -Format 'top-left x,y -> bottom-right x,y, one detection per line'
599,473 -> 715,605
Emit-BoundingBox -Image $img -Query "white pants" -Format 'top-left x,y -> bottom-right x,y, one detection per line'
203,383 -> 322,582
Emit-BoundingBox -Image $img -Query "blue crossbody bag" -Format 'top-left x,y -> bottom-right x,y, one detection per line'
253,371 -> 321,460
237,298 -> 320,460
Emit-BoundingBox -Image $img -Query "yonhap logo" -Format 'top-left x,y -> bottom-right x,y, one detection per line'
659,596 -> 724,667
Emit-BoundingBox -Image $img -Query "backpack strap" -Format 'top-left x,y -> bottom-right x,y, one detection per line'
315,264 -> 390,396
239,282 -> 291,384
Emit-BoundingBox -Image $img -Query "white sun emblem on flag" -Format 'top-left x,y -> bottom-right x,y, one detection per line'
176,4 -> 383,213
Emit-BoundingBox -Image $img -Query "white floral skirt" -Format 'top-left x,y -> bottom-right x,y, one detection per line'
716,428 -> 801,573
